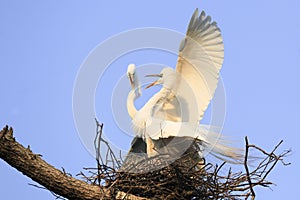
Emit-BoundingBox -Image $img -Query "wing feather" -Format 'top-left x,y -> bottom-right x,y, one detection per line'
175,9 -> 224,121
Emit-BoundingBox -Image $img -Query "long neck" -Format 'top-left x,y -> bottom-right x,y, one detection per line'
127,89 -> 139,119
127,75 -> 141,119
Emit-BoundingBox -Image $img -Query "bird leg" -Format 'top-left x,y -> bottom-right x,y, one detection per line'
143,122 -> 156,157
146,137 -> 157,158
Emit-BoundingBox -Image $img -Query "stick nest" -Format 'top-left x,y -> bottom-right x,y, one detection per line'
78,121 -> 290,200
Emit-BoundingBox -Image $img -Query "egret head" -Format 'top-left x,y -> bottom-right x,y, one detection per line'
127,63 -> 141,97
145,67 -> 178,90
127,63 -> 136,88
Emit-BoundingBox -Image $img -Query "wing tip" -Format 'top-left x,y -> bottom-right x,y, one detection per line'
188,9 -> 220,34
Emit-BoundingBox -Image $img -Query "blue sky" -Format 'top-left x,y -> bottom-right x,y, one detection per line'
1,1 -> 299,199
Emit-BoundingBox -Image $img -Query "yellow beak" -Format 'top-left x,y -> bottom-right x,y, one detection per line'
145,81 -> 158,89
128,73 -> 134,88
145,74 -> 161,89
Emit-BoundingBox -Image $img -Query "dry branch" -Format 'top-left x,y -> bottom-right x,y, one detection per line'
0,126 -> 146,200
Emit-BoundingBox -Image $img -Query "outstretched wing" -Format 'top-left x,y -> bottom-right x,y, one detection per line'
175,9 -> 224,121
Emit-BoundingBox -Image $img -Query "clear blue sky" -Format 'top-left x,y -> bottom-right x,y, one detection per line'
1,1 -> 299,199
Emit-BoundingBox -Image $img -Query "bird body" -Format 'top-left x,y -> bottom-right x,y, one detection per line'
124,9 -> 243,167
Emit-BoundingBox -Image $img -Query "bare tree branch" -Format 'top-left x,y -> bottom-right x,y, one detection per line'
244,137 -> 255,199
0,126 -> 147,200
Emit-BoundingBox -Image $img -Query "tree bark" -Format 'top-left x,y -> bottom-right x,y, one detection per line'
0,126 -> 147,200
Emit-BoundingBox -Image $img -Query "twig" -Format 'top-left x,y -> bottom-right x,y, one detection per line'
244,136 -> 255,199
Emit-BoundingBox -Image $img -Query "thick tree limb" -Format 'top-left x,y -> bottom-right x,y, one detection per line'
0,126 -> 147,200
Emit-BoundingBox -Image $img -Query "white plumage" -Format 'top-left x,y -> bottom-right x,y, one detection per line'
125,9 -> 242,164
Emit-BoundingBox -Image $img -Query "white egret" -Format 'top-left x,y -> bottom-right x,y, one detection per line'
125,64 -> 206,169
122,64 -> 147,169
126,9 -> 242,165
125,64 -> 146,154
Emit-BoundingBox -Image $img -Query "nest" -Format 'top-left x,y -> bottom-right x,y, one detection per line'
78,120 -> 290,200
116,155 -> 231,199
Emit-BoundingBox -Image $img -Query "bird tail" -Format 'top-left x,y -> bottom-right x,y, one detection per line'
196,125 -> 244,164
145,120 -> 244,164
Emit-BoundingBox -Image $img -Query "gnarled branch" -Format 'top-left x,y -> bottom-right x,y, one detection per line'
0,126 -> 147,200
